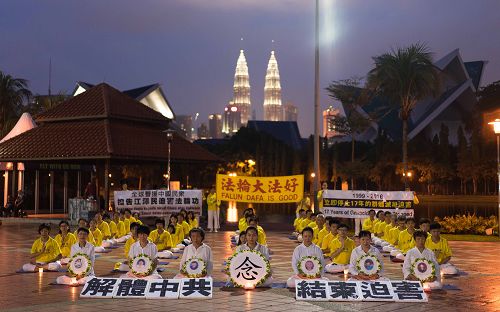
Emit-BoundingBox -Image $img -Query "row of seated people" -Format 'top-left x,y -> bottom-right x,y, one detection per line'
292,208 -> 457,276
21,208 -> 200,273
288,226 -> 446,289
21,222 -> 212,285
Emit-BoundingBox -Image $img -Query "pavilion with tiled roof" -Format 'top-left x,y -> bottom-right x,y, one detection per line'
0,83 -> 220,213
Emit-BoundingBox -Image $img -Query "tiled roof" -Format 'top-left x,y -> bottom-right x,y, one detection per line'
36,83 -> 167,124
124,84 -> 158,100
0,119 -> 220,162
0,83 -> 220,162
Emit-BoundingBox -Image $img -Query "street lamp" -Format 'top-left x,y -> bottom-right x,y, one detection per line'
488,118 -> 500,237
164,130 -> 175,190
313,0 -> 321,213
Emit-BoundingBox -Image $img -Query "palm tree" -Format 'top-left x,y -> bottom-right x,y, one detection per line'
326,77 -> 374,189
0,71 -> 32,136
367,43 -> 440,189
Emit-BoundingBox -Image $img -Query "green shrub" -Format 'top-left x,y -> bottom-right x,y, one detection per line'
434,214 -> 498,235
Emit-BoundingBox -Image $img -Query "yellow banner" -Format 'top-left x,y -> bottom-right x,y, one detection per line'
216,174 -> 304,203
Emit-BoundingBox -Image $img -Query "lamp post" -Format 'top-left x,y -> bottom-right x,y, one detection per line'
164,130 -> 175,190
488,119 -> 500,237
313,0 -> 321,213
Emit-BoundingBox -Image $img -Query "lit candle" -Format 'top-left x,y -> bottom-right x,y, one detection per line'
71,277 -> 78,285
343,268 -> 349,281
440,271 -> 444,283
38,267 -> 43,273
244,283 -> 255,290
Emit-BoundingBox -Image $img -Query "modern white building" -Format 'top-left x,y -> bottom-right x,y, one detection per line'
263,51 -> 283,121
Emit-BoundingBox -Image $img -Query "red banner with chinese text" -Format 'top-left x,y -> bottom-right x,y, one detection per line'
216,174 -> 304,203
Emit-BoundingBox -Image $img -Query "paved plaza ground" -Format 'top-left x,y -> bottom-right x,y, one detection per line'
0,221 -> 499,311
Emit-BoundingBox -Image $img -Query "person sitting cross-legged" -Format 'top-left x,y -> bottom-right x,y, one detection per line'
175,228 -> 213,279
150,218 -> 174,259
22,223 -> 62,272
325,223 -> 355,274
403,230 -> 442,290
56,227 -> 95,285
426,222 -> 458,275
121,225 -> 162,280
286,227 -> 327,288
348,230 -> 386,281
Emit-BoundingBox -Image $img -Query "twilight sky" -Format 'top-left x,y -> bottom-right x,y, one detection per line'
1,0 -> 499,136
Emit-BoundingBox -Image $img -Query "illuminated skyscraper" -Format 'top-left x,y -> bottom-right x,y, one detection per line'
222,102 -> 241,135
283,102 -> 298,122
263,51 -> 283,121
232,50 -> 251,126
323,106 -> 342,138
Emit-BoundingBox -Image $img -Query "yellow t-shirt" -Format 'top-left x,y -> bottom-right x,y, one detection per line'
31,237 -> 61,263
98,221 -> 111,238
317,190 -> 325,209
189,219 -> 199,230
239,217 -> 248,232
54,233 -> 77,258
123,216 -> 138,233
294,217 -> 304,231
383,223 -> 394,239
316,226 -> 328,246
397,229 -> 415,253
321,232 -> 338,250
181,221 -> 191,237
298,218 -> 311,233
425,236 -> 452,264
328,237 -> 355,265
173,224 -> 185,245
387,227 -> 402,245
376,221 -> 387,235
124,237 -> 136,258
207,193 -> 219,211
362,218 -> 377,232
109,221 -> 118,237
91,228 -> 104,247
149,229 -> 173,251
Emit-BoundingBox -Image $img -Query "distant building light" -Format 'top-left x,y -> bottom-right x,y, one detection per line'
231,107 -> 238,112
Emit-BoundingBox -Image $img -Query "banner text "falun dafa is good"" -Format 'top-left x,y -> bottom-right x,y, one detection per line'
216,174 -> 304,203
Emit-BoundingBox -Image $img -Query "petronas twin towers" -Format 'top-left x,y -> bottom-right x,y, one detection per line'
231,49 -> 283,125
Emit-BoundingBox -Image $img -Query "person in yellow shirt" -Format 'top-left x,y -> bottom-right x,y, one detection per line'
325,223 -> 355,273
133,212 -> 143,225
293,209 -> 306,232
89,219 -> 106,253
362,209 -> 377,232
419,218 -> 431,236
372,210 -> 385,237
321,219 -> 340,252
295,196 -> 311,218
150,218 -> 174,259
317,216 -> 332,247
117,222 -> 140,271
426,222 -> 458,275
123,209 -> 137,233
391,218 -> 416,261
207,187 -> 220,232
313,214 -> 326,245
170,214 -> 185,246
22,223 -> 62,272
95,212 -> 111,240
105,213 -> 118,238
317,182 -> 328,211
187,211 -> 199,230
112,212 -> 128,243
74,218 -> 96,246
54,220 -> 77,264
248,217 -> 267,246
240,209 -> 254,232
383,213 -> 395,239
178,213 -> 191,242
298,210 -> 313,233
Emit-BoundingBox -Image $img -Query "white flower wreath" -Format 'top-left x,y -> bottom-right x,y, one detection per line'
411,258 -> 436,282
129,254 -> 154,277
181,257 -> 207,278
297,256 -> 322,278
356,254 -> 381,275
68,253 -> 91,278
